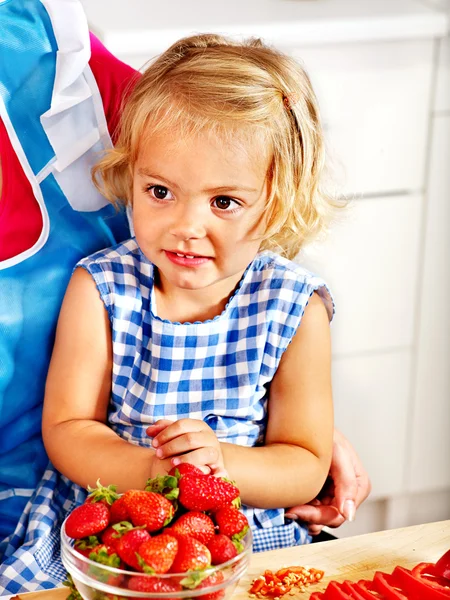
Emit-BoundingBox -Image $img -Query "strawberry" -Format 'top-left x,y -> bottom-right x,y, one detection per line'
207,534 -> 238,565
170,511 -> 216,545
178,474 -> 239,512
109,495 -> 131,524
198,570 -> 226,600
116,527 -> 152,571
170,535 -> 211,573
74,535 -> 100,558
128,574 -> 182,597
123,490 -> 174,531
214,506 -> 249,539
101,523 -> 130,551
137,534 -> 178,574
65,502 -> 110,539
169,463 -> 204,478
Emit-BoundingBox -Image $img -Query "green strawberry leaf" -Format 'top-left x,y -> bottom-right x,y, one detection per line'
180,569 -> 211,589
63,573 -> 83,600
86,479 -> 119,505
232,524 -> 249,543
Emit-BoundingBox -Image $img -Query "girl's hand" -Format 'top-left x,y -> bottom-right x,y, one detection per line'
146,419 -> 227,476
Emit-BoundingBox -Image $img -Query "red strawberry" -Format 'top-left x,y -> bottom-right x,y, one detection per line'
178,474 -> 239,512
198,570 -> 226,600
101,524 -> 130,551
116,527 -> 152,571
169,463 -> 204,478
65,502 -> 110,539
128,574 -> 182,597
170,512 -> 215,546
74,535 -> 100,558
207,534 -> 238,565
137,534 -> 178,574
123,490 -> 174,531
214,506 -> 249,539
170,535 -> 211,573
109,495 -> 131,524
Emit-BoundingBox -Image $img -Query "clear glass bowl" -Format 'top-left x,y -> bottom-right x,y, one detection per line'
61,517 -> 253,600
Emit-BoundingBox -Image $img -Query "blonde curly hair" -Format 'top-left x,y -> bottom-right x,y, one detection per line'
93,34 -> 334,259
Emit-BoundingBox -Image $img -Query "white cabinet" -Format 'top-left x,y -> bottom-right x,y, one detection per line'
332,351 -> 411,499
299,194 -> 422,356
408,115 -> 450,493
294,41 -> 435,196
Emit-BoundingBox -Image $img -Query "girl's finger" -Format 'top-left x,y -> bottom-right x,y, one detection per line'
151,419 -> 206,448
154,432 -> 219,461
146,419 -> 175,438
170,446 -> 221,469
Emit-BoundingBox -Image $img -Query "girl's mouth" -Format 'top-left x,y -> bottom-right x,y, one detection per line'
164,250 -> 211,267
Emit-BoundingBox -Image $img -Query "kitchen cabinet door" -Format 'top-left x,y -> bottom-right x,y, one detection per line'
332,350 -> 411,499
407,115 -> 450,493
293,40 -> 434,196
298,194 -> 422,356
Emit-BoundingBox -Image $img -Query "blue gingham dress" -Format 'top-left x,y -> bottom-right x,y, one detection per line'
0,238 -> 333,593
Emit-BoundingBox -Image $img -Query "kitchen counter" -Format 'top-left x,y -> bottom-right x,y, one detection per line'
81,0 -> 448,59
16,520 -> 450,600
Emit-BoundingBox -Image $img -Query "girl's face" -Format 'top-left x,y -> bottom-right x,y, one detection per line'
132,128 -> 269,301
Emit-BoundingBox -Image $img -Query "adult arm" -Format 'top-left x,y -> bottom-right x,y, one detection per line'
285,429 -> 372,532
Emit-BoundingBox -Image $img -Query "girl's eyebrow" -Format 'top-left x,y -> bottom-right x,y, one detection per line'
137,168 -> 259,194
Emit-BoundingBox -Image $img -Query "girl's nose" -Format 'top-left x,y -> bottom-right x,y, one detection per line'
168,205 -> 207,240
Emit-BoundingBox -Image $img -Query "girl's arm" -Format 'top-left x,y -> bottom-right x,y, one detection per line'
42,268 -> 169,491
221,292 -> 334,508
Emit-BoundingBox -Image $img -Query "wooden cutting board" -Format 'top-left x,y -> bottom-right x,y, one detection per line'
15,520 -> 450,600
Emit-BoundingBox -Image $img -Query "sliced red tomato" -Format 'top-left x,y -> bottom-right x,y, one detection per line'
309,593 -> 326,600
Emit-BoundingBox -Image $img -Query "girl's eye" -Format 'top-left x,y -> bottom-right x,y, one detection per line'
146,185 -> 173,200
212,196 -> 241,211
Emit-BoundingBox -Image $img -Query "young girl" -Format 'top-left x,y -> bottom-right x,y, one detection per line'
1,33 -> 335,590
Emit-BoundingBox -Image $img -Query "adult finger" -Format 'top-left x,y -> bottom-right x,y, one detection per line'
285,504 -> 340,525
330,438 -> 358,521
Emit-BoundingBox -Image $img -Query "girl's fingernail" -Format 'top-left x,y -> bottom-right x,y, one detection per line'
172,458 -> 180,466
343,499 -> 356,522
156,448 -> 163,458
285,513 -> 298,521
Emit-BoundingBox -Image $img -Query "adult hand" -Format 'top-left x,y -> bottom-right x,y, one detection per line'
285,428 -> 371,535
146,418 -> 227,476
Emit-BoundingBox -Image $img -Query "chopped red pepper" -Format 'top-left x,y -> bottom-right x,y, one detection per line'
248,565 -> 324,597
392,565 -> 450,598
357,580 -> 385,598
373,571 -> 408,599
322,581 -> 353,599
434,551 -> 450,581
342,580 -> 376,599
